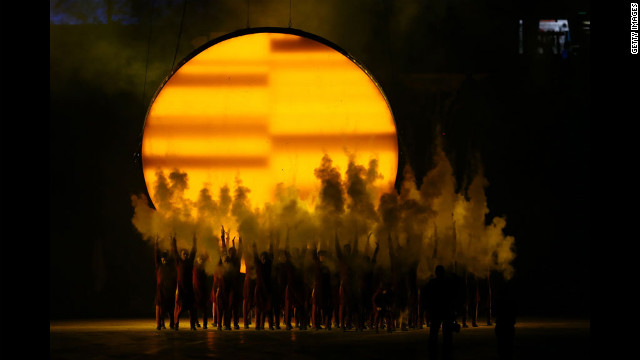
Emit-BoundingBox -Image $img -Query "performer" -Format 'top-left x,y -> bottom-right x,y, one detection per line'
226,234 -> 243,330
357,235 -> 378,330
426,265 -> 459,360
192,250 -> 210,329
171,233 -> 197,330
372,281 -> 393,333
243,257 -> 256,329
253,241 -> 274,330
154,236 -> 177,330
311,245 -> 333,330
387,233 -> 408,331
335,232 -> 357,331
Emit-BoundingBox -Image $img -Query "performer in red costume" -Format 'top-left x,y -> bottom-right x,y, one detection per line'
192,250 -> 210,329
171,233 -> 197,330
154,236 -> 177,330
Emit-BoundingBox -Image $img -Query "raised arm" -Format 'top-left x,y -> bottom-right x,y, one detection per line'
372,240 -> 380,264
334,231 -> 342,260
171,233 -> 179,263
220,226 -> 228,256
363,232 -> 372,257
154,235 -> 160,269
190,233 -> 197,261
237,235 -> 243,262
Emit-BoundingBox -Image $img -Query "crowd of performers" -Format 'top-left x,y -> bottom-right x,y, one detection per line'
154,227 -> 498,333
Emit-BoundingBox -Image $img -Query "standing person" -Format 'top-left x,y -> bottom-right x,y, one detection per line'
226,235 -> 243,330
172,233 -> 198,330
300,245 -> 317,330
286,247 -> 308,331
407,259 -> 420,329
372,281 -> 393,333
467,273 -> 480,327
426,265 -> 459,360
418,277 -> 429,329
357,237 -> 379,330
311,245 -> 333,330
271,249 -> 286,330
270,233 -> 286,330
405,241 -> 420,330
494,275 -> 517,360
192,251 -> 210,329
243,257 -> 256,329
335,232 -> 357,331
214,226 -> 241,331
279,231 -> 300,331
387,233 -> 408,331
212,256 -> 224,330
219,255 -> 236,330
253,241 -> 274,330
154,236 -> 177,330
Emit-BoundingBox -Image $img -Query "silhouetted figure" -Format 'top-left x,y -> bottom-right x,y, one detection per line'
192,251 -> 210,329
279,249 -> 294,330
357,236 -> 378,330
426,265 -> 459,360
494,276 -> 517,360
335,232 -> 357,331
468,273 -> 481,327
171,234 -> 197,330
243,259 -> 256,329
253,241 -> 274,330
372,281 -> 394,333
301,246 -> 317,330
387,233 -> 408,331
272,249 -> 286,330
281,232 -> 305,330
211,228 -> 227,330
405,240 -> 420,329
212,256 -> 225,330
418,278 -> 429,329
470,273 -> 494,326
220,256 -> 237,330
330,262 -> 340,330
460,271 -> 471,328
271,233 -> 286,330
154,236 -> 177,330
225,234 -> 243,330
311,246 -> 333,330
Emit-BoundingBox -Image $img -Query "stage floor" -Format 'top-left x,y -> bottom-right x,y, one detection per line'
50,318 -> 589,360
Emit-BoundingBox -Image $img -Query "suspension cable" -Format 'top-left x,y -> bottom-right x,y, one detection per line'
142,0 -> 154,111
171,0 -> 189,71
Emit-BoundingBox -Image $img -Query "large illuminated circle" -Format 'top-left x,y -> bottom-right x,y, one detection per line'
142,28 -> 398,209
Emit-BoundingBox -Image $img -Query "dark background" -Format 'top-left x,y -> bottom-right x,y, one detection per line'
49,0 -> 594,320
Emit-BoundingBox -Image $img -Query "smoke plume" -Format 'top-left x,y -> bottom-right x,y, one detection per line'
132,149 -> 515,280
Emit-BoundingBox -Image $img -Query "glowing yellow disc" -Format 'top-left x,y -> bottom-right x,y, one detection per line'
142,29 -> 398,209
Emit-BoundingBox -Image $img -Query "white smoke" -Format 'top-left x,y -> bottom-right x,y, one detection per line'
132,149 -> 515,280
